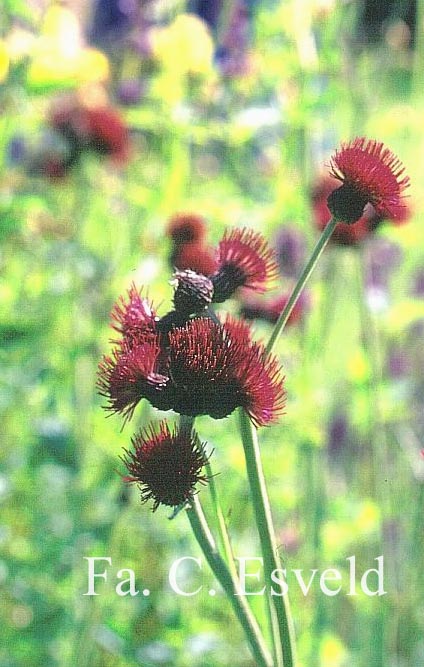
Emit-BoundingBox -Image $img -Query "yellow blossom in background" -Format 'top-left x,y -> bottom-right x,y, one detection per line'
346,348 -> 370,383
321,520 -> 353,558
27,5 -> 109,87
74,49 -> 109,84
0,40 -> 9,82
353,500 -> 380,536
320,634 -> 348,667
151,14 -> 214,76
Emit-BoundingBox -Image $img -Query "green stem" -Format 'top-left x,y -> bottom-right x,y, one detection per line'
266,218 -> 337,354
239,409 -> 296,667
186,495 -> 273,667
235,218 -> 339,666
181,414 -> 236,572
180,415 -> 273,665
205,458 -> 281,666
205,459 -> 236,573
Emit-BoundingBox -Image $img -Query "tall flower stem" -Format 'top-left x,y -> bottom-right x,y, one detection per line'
266,218 -> 337,354
179,415 -> 273,666
186,494 -> 273,667
239,409 -> 296,667
237,217 -> 339,666
204,458 -> 237,572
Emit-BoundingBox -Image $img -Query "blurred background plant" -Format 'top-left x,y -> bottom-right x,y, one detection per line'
1,1 -> 423,666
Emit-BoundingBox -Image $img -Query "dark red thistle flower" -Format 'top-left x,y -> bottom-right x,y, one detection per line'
166,213 -> 207,244
327,137 -> 410,224
240,291 -> 308,326
121,421 -> 209,511
97,337 -> 173,421
172,269 -> 214,315
84,106 -> 130,162
172,241 -> 217,275
51,100 -> 130,164
168,316 -> 285,426
111,283 -> 157,339
312,174 -> 394,246
212,228 -> 278,303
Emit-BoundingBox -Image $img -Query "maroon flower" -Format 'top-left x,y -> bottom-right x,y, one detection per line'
172,241 -> 217,275
327,137 -> 410,223
168,316 -> 285,426
84,106 -> 130,162
98,231 -> 285,428
97,337 -> 173,421
172,269 -> 214,315
121,422 -> 209,511
240,291 -> 308,325
212,228 -> 278,302
51,100 -> 130,164
166,213 -> 207,244
111,282 -> 157,339
311,174 -> 408,246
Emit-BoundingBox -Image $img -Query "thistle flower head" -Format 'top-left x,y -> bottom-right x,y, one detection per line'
111,283 -> 157,339
311,173 -> 402,246
121,422 -> 209,511
167,213 -> 207,244
172,269 -> 214,315
97,337 -> 172,422
212,228 -> 278,302
168,316 -> 285,426
51,100 -> 130,163
240,291 -> 308,325
327,137 -> 410,224
84,106 -> 130,162
171,241 -> 217,275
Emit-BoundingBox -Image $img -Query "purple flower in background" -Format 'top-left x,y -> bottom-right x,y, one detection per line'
215,0 -> 253,77
274,226 -> 306,279
7,136 -> 27,165
327,411 -> 349,458
190,0 -> 224,31
412,268 -> 424,298
88,0 -> 138,49
365,238 -> 402,292
117,80 -> 144,106
387,344 -> 409,379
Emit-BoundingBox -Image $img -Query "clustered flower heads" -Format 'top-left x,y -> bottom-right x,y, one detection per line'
166,212 -> 217,275
326,137 -> 410,225
98,228 -> 285,510
31,96 -> 131,178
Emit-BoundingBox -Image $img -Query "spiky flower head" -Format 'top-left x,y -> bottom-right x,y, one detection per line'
168,316 -> 285,426
212,228 -> 278,302
111,282 -> 157,339
172,269 -> 214,315
311,173 -> 410,246
327,137 -> 410,224
121,422 -> 209,511
97,337 -> 173,422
